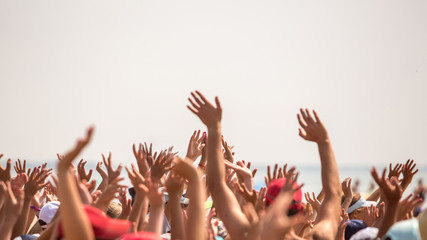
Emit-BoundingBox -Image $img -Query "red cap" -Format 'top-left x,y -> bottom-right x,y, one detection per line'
120,231 -> 163,240
265,178 -> 303,211
58,205 -> 131,239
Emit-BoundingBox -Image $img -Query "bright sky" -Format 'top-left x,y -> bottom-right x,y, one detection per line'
1,1 -> 426,171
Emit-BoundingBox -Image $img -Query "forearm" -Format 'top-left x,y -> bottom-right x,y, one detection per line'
0,217 -> 20,240
341,197 -> 352,212
138,198 -> 149,231
186,180 -> 206,240
314,140 -> 341,233
377,202 -> 398,238
12,196 -> 32,238
206,125 -> 225,187
58,171 -> 94,240
366,188 -> 381,201
25,207 -> 38,232
317,141 -> 341,197
96,179 -> 108,192
169,197 -> 186,240
128,193 -> 146,228
146,205 -> 164,234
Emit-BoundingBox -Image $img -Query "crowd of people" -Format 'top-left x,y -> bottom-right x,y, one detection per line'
0,91 -> 425,240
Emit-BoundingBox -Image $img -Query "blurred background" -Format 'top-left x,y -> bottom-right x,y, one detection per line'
1,0 -> 426,195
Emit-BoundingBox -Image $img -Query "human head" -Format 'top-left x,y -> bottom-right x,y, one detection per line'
346,194 -> 376,220
39,201 -> 60,229
265,178 -> 303,216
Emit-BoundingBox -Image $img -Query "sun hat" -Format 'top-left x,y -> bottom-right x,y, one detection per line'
39,201 -> 60,224
347,197 -> 377,214
265,178 -> 303,211
58,205 -> 131,239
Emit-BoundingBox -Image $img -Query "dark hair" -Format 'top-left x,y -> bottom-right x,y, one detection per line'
38,219 -> 47,226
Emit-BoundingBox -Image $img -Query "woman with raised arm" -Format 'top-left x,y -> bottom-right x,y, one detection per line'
187,91 -> 251,240
297,109 -> 342,240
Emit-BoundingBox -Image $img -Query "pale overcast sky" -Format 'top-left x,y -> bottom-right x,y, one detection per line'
0,1 -> 426,171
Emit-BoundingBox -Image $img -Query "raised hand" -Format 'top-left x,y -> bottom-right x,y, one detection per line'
224,160 -> 254,190
234,182 -> 257,206
362,204 -> 378,227
118,188 -> 132,220
0,181 -> 24,240
101,152 -> 123,184
388,163 -> 403,179
132,144 -> 150,178
265,164 -> 295,187
143,179 -> 164,208
77,159 -> 93,182
222,136 -> 234,163
125,164 -> 146,193
225,169 -> 237,191
341,177 -> 353,211
401,159 -> 418,189
43,182 -> 56,202
297,109 -> 329,143
336,209 -> 350,240
94,177 -> 127,211
186,130 -> 206,161
241,160 -> 258,178
142,142 -> 155,168
165,171 -> 185,198
0,155 -> 12,181
57,127 -> 94,172
371,167 -> 403,203
172,157 -> 200,182
24,167 -> 50,198
11,173 -> 28,196
187,91 -> 222,128
151,149 -> 176,182
14,159 -> 27,175
341,178 -> 353,199
305,192 -> 321,213
95,161 -> 108,192
280,164 -> 296,179
396,194 -> 422,221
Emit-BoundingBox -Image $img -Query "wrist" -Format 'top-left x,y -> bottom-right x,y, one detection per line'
30,205 -> 41,211
207,124 -> 221,132
316,138 -> 331,145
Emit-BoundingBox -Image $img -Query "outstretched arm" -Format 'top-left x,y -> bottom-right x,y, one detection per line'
173,157 -> 206,240
298,109 -> 341,239
187,91 -> 250,240
371,167 -> 403,238
56,127 -> 95,240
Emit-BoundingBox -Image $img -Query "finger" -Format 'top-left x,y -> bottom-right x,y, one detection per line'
102,154 -> 108,166
191,92 -> 204,106
272,164 -> 278,179
297,114 -> 308,128
215,96 -> 222,111
298,128 -> 307,139
195,90 -> 208,104
305,109 -> 316,124
87,169 -> 93,180
252,169 -> 258,177
312,110 -> 321,123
